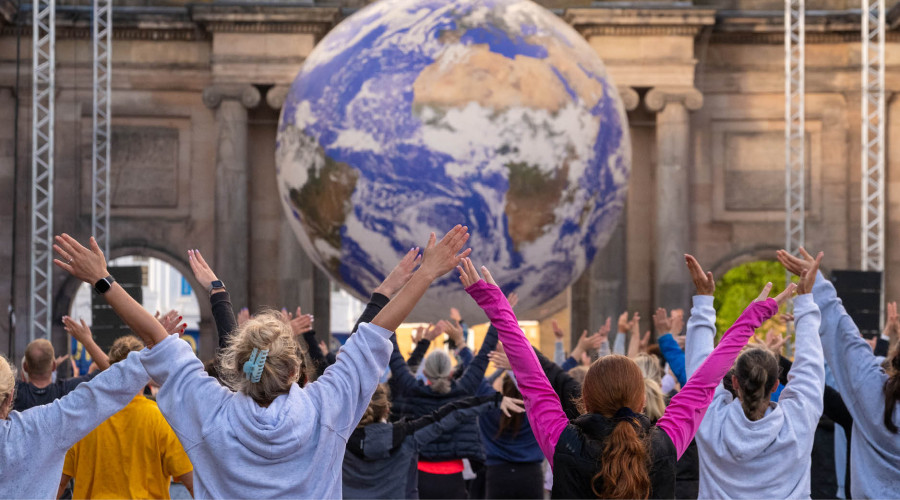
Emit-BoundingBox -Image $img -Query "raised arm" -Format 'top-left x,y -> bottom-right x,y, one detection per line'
18,352 -> 150,451
777,248 -> 889,422
188,249 -> 236,349
776,254 -> 825,430
54,234 -> 168,348
62,316 -> 109,371
657,282 -> 791,459
460,260 -> 568,466
351,247 -> 420,333
683,255 -> 717,378
654,308 -> 686,386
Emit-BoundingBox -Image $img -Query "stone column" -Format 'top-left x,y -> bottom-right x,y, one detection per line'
645,86 -> 703,311
570,87 -> 639,349
202,85 -> 261,310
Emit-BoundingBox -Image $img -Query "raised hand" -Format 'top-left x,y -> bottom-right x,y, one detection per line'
617,311 -> 639,334
450,307 -> 462,323
489,344 -> 511,370
507,292 -> 519,309
423,323 -> 444,342
420,225 -> 471,280
187,249 -> 220,292
776,246 -> 818,277
653,308 -> 672,334
764,329 -> 789,356
155,310 -> 186,335
237,307 -> 250,326
884,301 -> 900,340
318,340 -> 329,355
754,282 -> 797,306
552,320 -> 565,340
54,354 -> 70,367
639,331 -> 651,353
53,234 -> 109,284
375,247 -> 422,298
595,317 -> 611,343
796,251 -> 823,295
63,315 -> 93,344
500,396 -> 526,417
286,307 -> 314,336
670,309 -> 685,336
437,320 -> 463,346
412,325 -> 426,344
685,254 -> 715,296
457,257 -> 497,288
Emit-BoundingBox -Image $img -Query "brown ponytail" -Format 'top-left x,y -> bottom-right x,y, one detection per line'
733,348 -> 779,421
358,384 -> 391,429
884,351 -> 900,434
581,355 -> 650,499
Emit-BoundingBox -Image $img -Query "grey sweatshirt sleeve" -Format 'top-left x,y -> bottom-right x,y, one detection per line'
553,340 -> 565,365
811,271 -> 888,421
685,295 -> 716,379
21,352 -> 150,451
613,331 -> 626,355
141,333 -> 233,447
776,294 -> 825,431
305,322 -> 393,440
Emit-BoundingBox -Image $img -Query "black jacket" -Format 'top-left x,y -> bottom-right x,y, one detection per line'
551,413 -> 677,499
388,326 -> 498,461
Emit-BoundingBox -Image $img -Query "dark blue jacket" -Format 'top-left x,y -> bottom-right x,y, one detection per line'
388,326 -> 498,461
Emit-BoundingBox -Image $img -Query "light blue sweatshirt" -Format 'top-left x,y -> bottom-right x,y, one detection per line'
141,322 -> 393,499
812,271 -> 900,498
1,352 -> 150,499
686,294 -> 824,499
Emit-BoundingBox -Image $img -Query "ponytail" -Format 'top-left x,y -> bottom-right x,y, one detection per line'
733,348 -> 779,421
884,352 -> 900,434
594,417 -> 650,499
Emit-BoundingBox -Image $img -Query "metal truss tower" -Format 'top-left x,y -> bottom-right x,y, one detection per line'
30,0 -> 56,341
785,0 -> 805,257
92,0 -> 112,255
861,0 -> 886,273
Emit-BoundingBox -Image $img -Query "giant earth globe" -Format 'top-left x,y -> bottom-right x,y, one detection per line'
276,0 -> 630,321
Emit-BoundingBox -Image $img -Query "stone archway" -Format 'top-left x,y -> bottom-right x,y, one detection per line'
51,244 -> 217,361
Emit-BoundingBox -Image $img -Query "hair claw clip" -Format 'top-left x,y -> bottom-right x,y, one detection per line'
243,347 -> 269,383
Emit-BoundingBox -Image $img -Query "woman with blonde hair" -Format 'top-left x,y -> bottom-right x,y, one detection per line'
53,226 -> 471,498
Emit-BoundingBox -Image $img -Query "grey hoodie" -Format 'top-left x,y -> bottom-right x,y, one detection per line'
812,272 -> 900,498
1,352 -> 150,499
686,294 -> 824,499
141,322 -> 393,499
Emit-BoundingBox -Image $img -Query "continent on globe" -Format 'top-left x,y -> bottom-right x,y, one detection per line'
276,0 -> 630,321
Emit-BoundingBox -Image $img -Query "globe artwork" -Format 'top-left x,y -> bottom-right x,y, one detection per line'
276,0 -> 630,320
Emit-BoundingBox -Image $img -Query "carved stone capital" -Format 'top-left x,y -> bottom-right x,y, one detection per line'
266,84 -> 291,110
617,86 -> 640,112
645,86 -> 703,113
202,84 -> 261,110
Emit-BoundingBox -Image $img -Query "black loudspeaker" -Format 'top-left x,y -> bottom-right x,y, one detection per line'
91,266 -> 144,351
829,270 -> 882,338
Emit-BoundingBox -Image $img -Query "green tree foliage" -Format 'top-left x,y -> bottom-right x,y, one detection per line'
713,260 -> 790,339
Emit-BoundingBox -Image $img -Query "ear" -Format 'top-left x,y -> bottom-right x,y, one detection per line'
51,360 -> 58,372
638,393 -> 646,414
22,360 -> 29,374
731,374 -> 741,399
770,382 -> 780,395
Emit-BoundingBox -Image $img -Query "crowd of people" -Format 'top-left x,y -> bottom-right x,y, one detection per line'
0,225 -> 899,499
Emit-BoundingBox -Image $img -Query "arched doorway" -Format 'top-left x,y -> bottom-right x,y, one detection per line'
68,255 -> 202,372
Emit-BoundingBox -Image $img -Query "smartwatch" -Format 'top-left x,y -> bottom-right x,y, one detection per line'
208,280 -> 225,294
94,275 -> 115,294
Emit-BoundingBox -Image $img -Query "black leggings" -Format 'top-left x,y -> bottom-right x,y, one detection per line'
418,470 -> 467,500
485,462 -> 544,499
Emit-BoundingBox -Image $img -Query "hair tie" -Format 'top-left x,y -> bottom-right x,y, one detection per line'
243,347 -> 269,383
612,406 -> 640,424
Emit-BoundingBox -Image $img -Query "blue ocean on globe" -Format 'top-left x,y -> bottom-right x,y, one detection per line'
276,0 -> 630,320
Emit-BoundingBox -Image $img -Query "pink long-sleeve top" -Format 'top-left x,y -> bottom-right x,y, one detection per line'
465,280 -> 777,467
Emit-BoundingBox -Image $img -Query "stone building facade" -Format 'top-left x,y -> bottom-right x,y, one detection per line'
2,0 -> 900,358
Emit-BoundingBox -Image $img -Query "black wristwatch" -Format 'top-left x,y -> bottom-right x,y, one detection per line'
94,275 -> 115,294
208,280 -> 225,294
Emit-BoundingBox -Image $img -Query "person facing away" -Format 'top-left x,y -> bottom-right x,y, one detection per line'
777,247 -> 900,498
59,335 -> 194,499
686,262 -> 824,499
342,383 -> 518,499
100,226 -> 473,498
13,339 -> 96,412
458,257 -> 790,499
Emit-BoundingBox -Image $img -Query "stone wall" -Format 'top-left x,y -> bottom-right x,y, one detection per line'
1,1 -> 899,356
